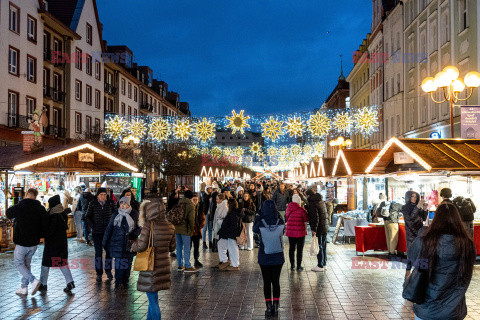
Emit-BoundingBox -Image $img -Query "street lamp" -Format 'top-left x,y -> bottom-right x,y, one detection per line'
329,136 -> 352,149
421,66 -> 480,138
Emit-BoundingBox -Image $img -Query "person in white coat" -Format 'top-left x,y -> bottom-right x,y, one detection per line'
213,193 -> 228,240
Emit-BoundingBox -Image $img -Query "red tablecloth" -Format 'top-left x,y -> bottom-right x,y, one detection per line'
355,224 -> 407,253
474,225 -> 480,255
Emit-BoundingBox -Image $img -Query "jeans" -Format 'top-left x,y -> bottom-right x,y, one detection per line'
260,264 -> 283,299
40,265 -> 73,285
83,219 -> 91,242
202,215 -> 213,243
191,235 -> 201,261
74,211 -> 84,239
317,233 -> 327,268
288,237 -> 305,268
146,291 -> 161,320
14,245 -> 37,288
175,234 -> 192,268
92,233 -> 112,275
114,257 -> 134,284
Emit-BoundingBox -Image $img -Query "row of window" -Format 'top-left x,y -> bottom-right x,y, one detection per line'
9,3 -> 37,42
75,80 -> 101,108
75,113 -> 100,134
407,0 -> 467,32
120,103 -> 138,116
8,47 -> 37,82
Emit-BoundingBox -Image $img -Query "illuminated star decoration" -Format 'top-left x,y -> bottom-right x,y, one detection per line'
303,145 -> 313,156
200,147 -> 209,155
261,116 -> 284,142
250,142 -> 261,155
149,118 -> 170,142
104,115 -> 127,141
195,117 -> 216,143
333,112 -> 353,133
211,146 -> 223,158
173,119 -> 193,140
226,110 -> 250,134
234,146 -> 244,157
189,145 -> 200,156
129,119 -> 147,140
308,112 -> 331,137
313,142 -> 325,156
279,146 -> 289,156
286,116 -> 304,138
355,107 -> 379,135
223,147 -> 233,157
290,144 -> 302,156
257,151 -> 266,160
267,147 -> 278,157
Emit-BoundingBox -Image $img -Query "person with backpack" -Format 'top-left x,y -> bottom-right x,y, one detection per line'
379,201 -> 403,256
38,195 -> 75,294
285,194 -> 308,271
131,199 -> 176,320
170,190 -> 197,273
190,193 -> 205,268
239,192 -> 256,251
440,186 -> 477,237
306,189 -> 328,272
217,198 -> 244,271
253,200 -> 285,317
76,188 -> 94,246
102,196 -> 141,289
406,203 -> 475,320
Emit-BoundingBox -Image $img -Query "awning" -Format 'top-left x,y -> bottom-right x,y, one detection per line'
332,149 -> 380,176
252,170 -> 282,180
365,138 -> 480,174
0,143 -> 138,172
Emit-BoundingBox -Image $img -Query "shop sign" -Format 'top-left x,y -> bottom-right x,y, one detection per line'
461,106 -> 480,138
394,152 -> 414,164
79,153 -> 94,162
430,132 -> 441,139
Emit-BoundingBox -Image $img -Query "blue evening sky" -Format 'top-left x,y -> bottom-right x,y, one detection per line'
97,0 -> 372,116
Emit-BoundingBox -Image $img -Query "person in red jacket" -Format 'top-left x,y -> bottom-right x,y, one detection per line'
285,194 -> 309,271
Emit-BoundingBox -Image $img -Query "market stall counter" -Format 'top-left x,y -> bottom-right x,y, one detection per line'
355,223 -> 407,255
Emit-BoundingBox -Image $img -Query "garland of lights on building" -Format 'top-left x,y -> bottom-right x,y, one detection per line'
104,107 -> 379,171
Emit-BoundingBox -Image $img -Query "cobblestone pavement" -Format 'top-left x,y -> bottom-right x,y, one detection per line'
1,234 -> 480,320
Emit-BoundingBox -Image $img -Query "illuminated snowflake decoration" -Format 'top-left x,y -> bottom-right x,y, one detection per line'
195,117 -> 216,143
261,116 -> 284,141
250,142 -> 261,155
333,112 -> 353,133
173,119 -> 193,140
129,119 -> 147,140
267,147 -> 278,157
279,146 -> 290,156
149,118 -> 170,142
286,116 -> 304,138
226,110 -> 250,134
308,112 -> 331,137
189,145 -> 200,156
287,155 -> 295,163
234,146 -> 244,157
200,147 -> 210,155
290,144 -> 302,156
313,142 -> 325,156
211,146 -> 223,158
278,156 -> 286,163
105,115 -> 127,141
223,147 -> 233,157
303,145 -> 313,155
257,151 -> 266,160
355,107 -> 379,135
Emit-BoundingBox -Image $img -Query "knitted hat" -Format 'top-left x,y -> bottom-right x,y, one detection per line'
440,188 -> 452,199
48,195 -> 61,208
292,193 -> 302,205
96,187 -> 107,196
119,196 -> 131,205
184,190 -> 194,199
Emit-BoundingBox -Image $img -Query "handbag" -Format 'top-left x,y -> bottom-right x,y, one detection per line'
402,267 -> 429,304
309,236 -> 319,256
236,222 -> 248,245
133,221 -> 155,272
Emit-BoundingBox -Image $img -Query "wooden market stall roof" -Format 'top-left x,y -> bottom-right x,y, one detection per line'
365,138 -> 480,174
332,149 -> 380,176
252,170 -> 282,180
0,143 -> 138,172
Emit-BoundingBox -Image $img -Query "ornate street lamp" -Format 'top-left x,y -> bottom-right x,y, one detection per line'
329,136 -> 352,149
421,66 -> 480,138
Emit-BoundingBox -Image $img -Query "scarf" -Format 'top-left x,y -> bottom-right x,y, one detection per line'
114,207 -> 135,233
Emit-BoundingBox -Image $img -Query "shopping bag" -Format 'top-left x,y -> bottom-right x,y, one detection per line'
310,236 -> 319,256
402,267 -> 428,304
133,221 -> 155,271
236,223 -> 248,245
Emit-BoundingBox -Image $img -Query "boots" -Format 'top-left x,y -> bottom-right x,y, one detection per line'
265,301 -> 273,317
209,241 -> 213,250
272,300 -> 279,316
63,281 -> 75,294
203,241 -> 208,249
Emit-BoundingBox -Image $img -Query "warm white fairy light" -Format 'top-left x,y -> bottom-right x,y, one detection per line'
211,146 -> 223,158
286,116 -> 304,138
261,116 -> 284,141
105,115 -> 127,141
308,112 -> 331,137
173,119 -> 193,140
333,112 -> 353,133
250,142 -> 261,155
223,147 -> 233,157
149,118 -> 170,142
234,146 -> 244,157
195,117 -> 216,142
355,107 -> 379,135
129,119 -> 147,139
267,147 -> 278,157
290,144 -> 302,156
226,110 -> 250,134
279,146 -> 289,156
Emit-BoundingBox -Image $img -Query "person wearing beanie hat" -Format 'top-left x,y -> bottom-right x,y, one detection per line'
440,188 -> 453,203
103,194 -> 140,289
86,187 -> 116,282
174,189 -> 197,273
118,189 -> 140,212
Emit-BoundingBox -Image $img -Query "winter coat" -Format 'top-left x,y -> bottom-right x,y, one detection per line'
102,209 -> 141,258
200,192 -> 211,216
306,193 -> 328,235
254,193 -> 267,214
131,200 -> 176,292
85,198 -> 116,234
174,197 -> 195,236
379,201 -> 402,223
253,200 -> 285,266
192,203 -> 205,236
42,204 -> 69,267
6,198 -> 47,247
208,191 -> 219,221
218,209 -> 244,240
272,190 -> 289,211
240,200 -> 256,223
76,191 -> 94,214
285,202 -> 309,238
402,191 -> 427,248
408,234 -> 475,320
213,200 -> 228,240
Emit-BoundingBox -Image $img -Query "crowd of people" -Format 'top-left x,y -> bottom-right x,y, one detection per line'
4,180 -> 478,320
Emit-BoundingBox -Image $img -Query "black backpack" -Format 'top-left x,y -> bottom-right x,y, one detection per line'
452,196 -> 476,221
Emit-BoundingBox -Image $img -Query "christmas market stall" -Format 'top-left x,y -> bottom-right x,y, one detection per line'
0,143 -> 138,248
